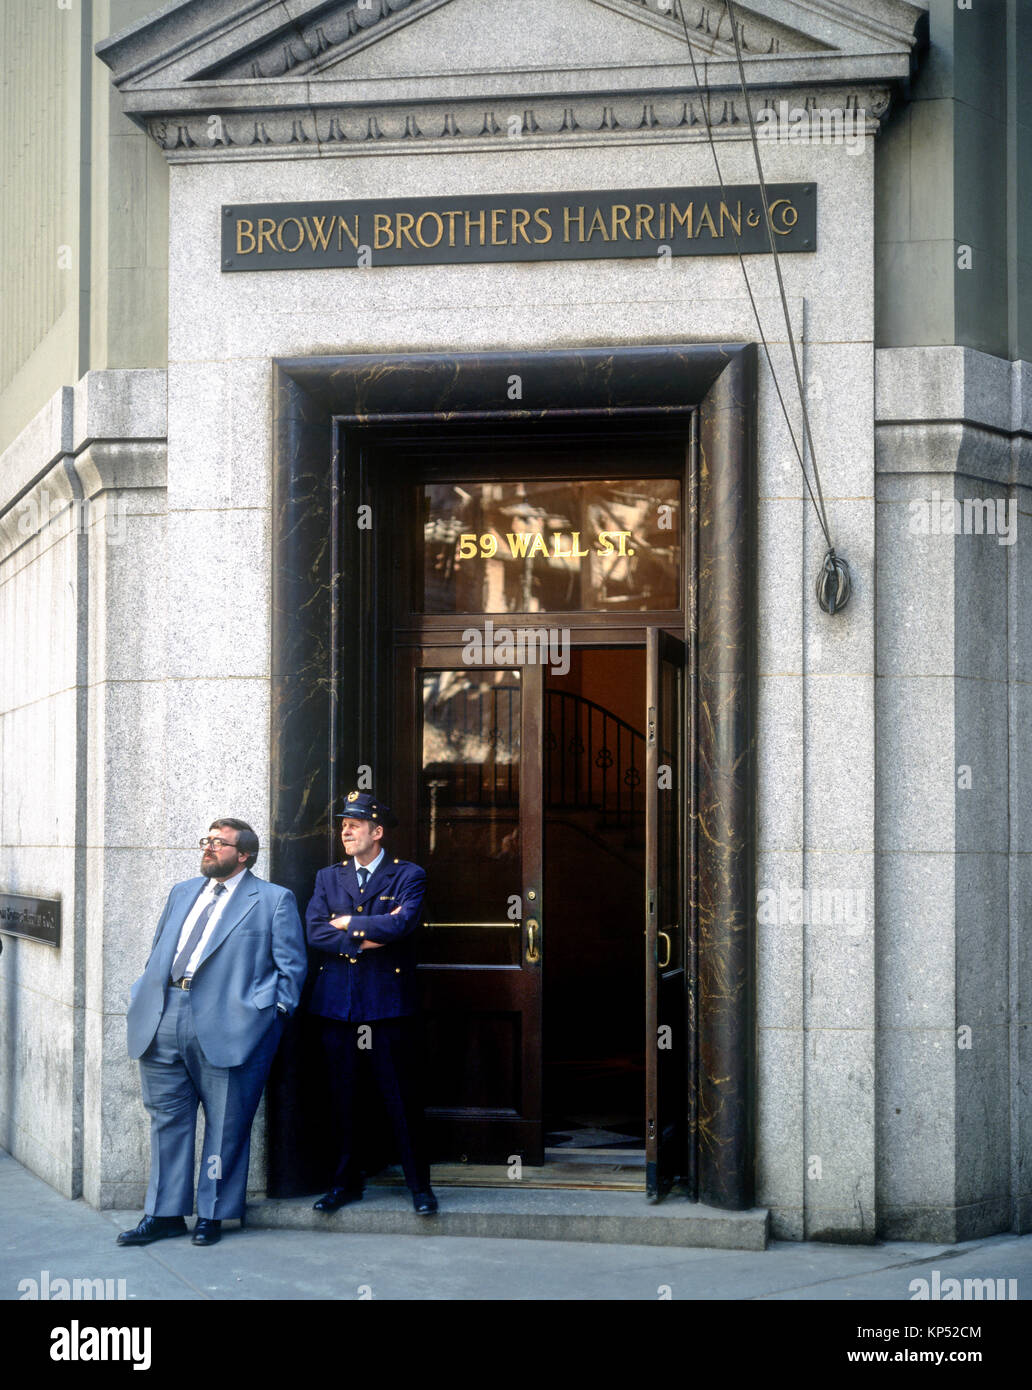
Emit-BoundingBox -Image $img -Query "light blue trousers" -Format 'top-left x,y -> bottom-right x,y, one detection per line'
138,987 -> 283,1219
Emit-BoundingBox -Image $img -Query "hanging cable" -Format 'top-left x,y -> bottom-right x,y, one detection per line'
674,0 -> 852,613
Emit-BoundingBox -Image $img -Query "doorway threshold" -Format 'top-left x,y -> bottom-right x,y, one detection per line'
248,1185 -> 769,1250
370,1152 -> 645,1191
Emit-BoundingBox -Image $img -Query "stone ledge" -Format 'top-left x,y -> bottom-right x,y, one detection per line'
874,347 -> 1032,489
875,347 -> 1032,436
71,371 -> 167,454
0,371 -> 168,518
247,1186 -> 770,1250
874,422 -> 1027,487
0,387 -> 73,520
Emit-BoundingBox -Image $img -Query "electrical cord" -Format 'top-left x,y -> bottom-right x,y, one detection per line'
675,0 -> 852,613
816,548 -> 852,615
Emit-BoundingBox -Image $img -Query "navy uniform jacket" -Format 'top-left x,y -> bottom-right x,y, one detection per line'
306,856 -> 426,1022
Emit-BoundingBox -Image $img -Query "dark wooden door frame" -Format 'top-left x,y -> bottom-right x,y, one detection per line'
395,644 -> 545,1164
267,344 -> 757,1210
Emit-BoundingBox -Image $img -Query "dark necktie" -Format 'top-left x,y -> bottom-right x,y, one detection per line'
356,868 -> 368,892
171,882 -> 227,982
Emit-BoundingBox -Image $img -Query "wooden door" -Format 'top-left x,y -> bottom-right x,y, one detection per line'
645,628 -> 687,1198
397,647 -> 544,1165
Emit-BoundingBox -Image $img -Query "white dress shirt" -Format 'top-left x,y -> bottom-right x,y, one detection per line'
353,847 -> 385,886
174,869 -> 246,978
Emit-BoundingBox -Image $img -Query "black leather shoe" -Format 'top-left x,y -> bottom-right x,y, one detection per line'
116,1214 -> 188,1246
313,1186 -> 364,1213
411,1189 -> 438,1216
192,1218 -> 222,1246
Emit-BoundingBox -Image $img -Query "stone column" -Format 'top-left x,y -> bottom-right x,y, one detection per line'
70,369 -> 168,1209
875,345 -> 1030,1240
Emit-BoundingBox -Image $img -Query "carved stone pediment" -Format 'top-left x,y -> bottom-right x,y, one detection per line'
96,0 -> 928,160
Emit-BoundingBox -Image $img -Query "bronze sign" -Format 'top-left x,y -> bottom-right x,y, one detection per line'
222,184 -> 815,271
0,891 -> 61,947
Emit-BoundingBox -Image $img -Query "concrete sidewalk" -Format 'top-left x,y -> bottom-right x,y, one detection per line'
2,1151 -> 1029,1300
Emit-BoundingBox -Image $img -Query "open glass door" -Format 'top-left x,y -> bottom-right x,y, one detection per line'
397,647 -> 544,1165
645,628 -> 687,1199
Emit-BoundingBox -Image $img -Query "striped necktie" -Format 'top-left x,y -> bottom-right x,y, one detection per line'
170,882 -> 226,982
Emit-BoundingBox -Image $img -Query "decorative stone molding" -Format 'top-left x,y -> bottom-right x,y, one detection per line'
95,0 -> 925,163
73,442 -> 168,504
0,457 -> 80,562
593,0 -> 823,56
146,84 -> 894,161
199,0 -> 824,78
0,371 -> 168,563
875,348 -> 1032,489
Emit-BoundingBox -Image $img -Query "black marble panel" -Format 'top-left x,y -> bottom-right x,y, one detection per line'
266,345 -> 757,1207
696,345 -> 758,1210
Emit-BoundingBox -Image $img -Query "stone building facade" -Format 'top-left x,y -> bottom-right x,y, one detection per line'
0,0 -> 1029,1243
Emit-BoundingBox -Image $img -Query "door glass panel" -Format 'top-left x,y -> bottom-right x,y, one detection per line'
419,668 -> 522,966
421,479 -> 680,613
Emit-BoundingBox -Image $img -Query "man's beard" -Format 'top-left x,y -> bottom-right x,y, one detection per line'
201,856 -> 236,880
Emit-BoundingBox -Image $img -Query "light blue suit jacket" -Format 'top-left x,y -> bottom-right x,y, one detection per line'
127,870 -> 308,1068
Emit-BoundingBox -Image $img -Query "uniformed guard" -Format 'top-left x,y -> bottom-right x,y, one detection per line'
306,791 -> 437,1215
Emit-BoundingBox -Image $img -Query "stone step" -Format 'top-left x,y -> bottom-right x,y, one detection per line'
246,1185 -> 770,1250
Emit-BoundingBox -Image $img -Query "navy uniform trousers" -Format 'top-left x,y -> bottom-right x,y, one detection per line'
306,855 -> 431,1192
320,1014 -> 429,1193
139,988 -> 283,1219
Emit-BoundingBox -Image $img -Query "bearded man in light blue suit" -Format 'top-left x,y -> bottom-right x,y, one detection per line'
118,818 -> 307,1248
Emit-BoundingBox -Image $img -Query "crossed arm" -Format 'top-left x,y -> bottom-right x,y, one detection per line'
305,866 -> 426,953
328,906 -> 399,948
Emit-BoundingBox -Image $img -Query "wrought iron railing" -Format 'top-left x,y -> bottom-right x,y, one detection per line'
545,690 -> 644,828
421,680 -> 644,828
421,676 -> 520,808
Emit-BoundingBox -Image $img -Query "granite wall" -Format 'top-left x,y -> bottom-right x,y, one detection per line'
0,371 -> 172,1208
157,127 -> 875,1238
875,345 -> 1032,1239
4,60 -> 1026,1241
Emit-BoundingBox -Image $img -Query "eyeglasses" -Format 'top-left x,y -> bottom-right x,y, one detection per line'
199,836 -> 239,850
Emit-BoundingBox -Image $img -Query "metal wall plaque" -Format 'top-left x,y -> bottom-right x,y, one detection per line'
0,891 -> 61,946
222,184 -> 815,271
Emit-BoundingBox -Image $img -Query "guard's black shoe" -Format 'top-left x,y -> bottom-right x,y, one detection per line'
116,1214 -> 188,1246
412,1189 -> 438,1216
313,1186 -> 364,1212
192,1218 -> 222,1246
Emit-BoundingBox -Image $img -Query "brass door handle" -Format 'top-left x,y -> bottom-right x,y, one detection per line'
526,919 -> 540,963
658,930 -> 672,969
422,921 -> 517,929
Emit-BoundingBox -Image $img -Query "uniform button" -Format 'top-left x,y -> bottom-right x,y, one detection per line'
356,906 -> 363,913
395,968 -> 401,975
338,952 -> 344,957
393,858 -> 399,864
359,931 -> 365,938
